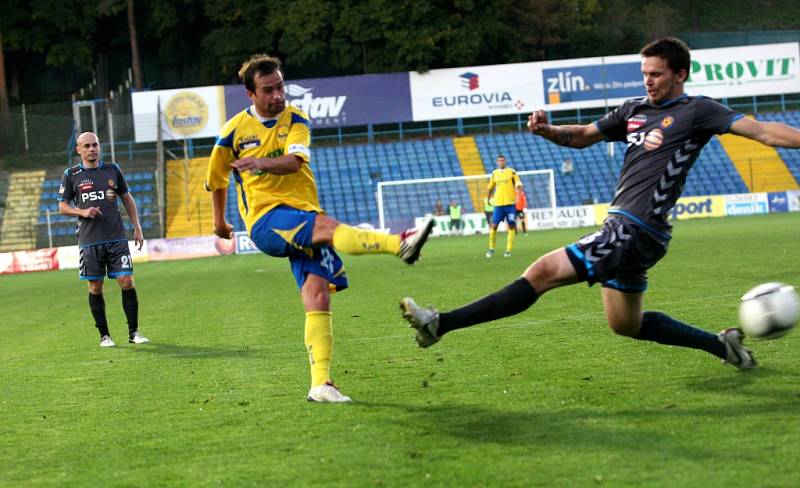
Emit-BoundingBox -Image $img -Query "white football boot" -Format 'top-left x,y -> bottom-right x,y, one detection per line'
307,382 -> 352,403
399,297 -> 440,348
503,251 -> 512,258
485,249 -> 494,258
99,335 -> 116,347
398,219 -> 435,265
129,331 -> 150,344
718,328 -> 757,370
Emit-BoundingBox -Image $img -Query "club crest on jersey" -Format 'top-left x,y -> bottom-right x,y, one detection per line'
627,114 -> 647,133
661,116 -> 674,129
239,135 -> 261,151
108,179 -> 115,188
644,128 -> 664,150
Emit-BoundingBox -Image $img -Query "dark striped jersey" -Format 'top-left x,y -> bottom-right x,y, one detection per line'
594,95 -> 742,239
59,161 -> 130,247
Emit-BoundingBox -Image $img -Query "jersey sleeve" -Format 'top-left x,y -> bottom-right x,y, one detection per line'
512,170 -> 522,188
114,164 -> 129,194
594,104 -> 630,142
58,170 -> 73,203
693,97 -> 742,135
286,111 -> 311,163
487,171 -> 496,192
206,124 -> 236,192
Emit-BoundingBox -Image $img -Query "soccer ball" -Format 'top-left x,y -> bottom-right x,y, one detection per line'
738,283 -> 798,339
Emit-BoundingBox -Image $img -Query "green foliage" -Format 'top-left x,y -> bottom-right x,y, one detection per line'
1,213 -> 799,486
2,0 -> 800,100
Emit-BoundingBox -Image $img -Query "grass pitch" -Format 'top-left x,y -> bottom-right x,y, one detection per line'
2,213 -> 799,487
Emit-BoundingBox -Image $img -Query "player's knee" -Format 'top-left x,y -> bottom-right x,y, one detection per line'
118,275 -> 134,290
88,280 -> 104,294
313,215 -> 339,245
607,316 -> 641,337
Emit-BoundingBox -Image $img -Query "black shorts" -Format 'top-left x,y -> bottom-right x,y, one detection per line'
79,240 -> 134,280
565,216 -> 668,293
516,210 -> 525,220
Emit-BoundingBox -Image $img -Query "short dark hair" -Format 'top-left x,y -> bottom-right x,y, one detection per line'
238,54 -> 282,92
497,154 -> 506,159
640,37 -> 690,75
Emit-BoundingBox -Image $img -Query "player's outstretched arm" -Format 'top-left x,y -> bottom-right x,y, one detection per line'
232,154 -> 304,175
527,110 -> 605,148
729,117 -> 800,148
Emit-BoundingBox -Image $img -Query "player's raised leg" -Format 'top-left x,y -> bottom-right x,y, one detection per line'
401,248 -> 577,347
602,288 -> 756,369
314,215 -> 434,265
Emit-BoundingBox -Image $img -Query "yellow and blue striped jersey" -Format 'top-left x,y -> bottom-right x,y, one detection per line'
206,105 -> 319,231
487,167 -> 521,206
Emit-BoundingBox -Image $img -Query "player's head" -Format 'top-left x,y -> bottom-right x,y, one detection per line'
496,154 -> 507,168
75,132 -> 100,165
639,37 -> 690,105
239,54 -> 285,117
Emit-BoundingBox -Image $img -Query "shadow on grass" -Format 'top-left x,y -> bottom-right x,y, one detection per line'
355,384 -> 799,459
124,342 -> 264,360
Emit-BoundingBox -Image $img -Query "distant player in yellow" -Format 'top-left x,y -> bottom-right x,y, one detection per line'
486,155 -> 522,258
206,54 -> 434,403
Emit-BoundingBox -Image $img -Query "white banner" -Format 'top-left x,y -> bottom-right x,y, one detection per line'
686,43 -> 800,98
410,62 -> 541,121
527,205 -> 596,229
409,43 -> 800,118
724,193 -> 769,216
132,86 -> 226,142
787,190 -> 800,212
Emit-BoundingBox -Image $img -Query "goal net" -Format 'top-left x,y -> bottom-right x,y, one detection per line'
376,169 -> 556,234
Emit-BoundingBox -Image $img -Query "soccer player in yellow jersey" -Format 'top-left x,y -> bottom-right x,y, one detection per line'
485,155 -> 522,258
206,54 -> 434,403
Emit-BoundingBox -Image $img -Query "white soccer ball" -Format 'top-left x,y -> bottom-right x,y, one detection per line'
739,282 -> 798,339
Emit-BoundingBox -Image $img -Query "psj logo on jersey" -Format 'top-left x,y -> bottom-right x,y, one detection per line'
81,190 -> 107,202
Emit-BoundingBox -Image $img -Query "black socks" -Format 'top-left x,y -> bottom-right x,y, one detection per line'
122,288 -> 139,336
88,293 -> 109,337
636,311 -> 726,359
438,278 -> 539,336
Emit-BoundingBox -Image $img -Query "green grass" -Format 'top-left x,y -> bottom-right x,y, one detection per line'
2,213 -> 800,487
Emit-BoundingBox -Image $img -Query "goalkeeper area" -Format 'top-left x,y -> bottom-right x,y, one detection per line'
377,169 -> 556,233
2,213 -> 799,486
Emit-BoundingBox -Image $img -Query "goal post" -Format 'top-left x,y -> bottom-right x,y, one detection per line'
376,169 -> 557,234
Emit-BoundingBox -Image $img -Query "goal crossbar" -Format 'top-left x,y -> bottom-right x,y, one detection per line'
376,169 -> 557,231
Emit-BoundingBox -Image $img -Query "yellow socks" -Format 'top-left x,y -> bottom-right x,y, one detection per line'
488,228 -> 497,250
332,224 -> 401,255
304,311 -> 333,387
506,229 -> 515,253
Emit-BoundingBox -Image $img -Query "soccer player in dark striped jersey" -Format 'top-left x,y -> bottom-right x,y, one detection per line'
401,37 -> 800,371
59,132 -> 148,348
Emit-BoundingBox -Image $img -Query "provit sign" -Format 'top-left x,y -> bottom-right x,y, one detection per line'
685,43 -> 799,98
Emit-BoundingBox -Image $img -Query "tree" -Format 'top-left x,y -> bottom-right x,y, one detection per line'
127,0 -> 143,90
